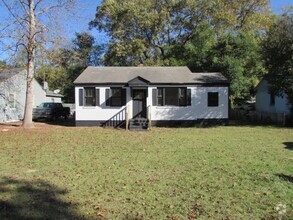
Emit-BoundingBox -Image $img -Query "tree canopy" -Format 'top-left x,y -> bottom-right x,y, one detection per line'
262,10 -> 293,111
90,0 -> 272,102
90,0 -> 272,66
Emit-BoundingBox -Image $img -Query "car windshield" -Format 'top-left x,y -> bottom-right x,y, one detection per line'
38,103 -> 55,109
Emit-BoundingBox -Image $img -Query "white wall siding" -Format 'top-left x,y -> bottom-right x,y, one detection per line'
0,71 -> 27,122
33,80 -> 46,107
75,86 -> 131,121
256,80 -> 290,114
149,86 -> 229,121
75,85 -> 229,122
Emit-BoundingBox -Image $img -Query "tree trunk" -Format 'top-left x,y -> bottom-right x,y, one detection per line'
22,0 -> 35,129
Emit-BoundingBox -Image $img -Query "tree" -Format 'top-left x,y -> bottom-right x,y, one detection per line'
212,32 -> 266,103
90,0 -> 272,66
0,60 -> 11,70
35,32 -> 104,102
72,32 -> 104,67
262,10 -> 293,112
0,0 -> 75,128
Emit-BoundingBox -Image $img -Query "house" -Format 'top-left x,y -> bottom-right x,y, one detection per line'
0,68 -> 63,122
74,66 -> 229,129
255,79 -> 291,116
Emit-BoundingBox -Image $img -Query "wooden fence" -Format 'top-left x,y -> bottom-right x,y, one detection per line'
230,110 -> 291,126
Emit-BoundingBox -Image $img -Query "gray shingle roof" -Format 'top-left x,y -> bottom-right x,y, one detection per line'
74,66 -> 229,85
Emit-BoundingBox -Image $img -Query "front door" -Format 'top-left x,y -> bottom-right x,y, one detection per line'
132,90 -> 147,118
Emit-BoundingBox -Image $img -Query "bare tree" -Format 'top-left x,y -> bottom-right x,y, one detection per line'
0,0 -> 75,128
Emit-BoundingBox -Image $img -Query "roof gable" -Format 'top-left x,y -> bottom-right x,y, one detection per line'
127,76 -> 150,87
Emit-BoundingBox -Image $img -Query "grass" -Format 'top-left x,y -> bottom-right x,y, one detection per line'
0,125 -> 292,219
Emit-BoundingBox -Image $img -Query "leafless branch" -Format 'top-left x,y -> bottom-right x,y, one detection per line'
19,0 -> 30,17
34,0 -> 42,10
0,0 -> 27,29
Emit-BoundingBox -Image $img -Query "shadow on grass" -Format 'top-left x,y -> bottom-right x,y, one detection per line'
34,117 -> 75,127
0,123 -> 21,127
276,174 -> 293,183
0,176 -> 82,219
283,142 -> 293,151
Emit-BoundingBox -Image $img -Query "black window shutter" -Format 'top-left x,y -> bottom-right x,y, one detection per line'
152,89 -> 157,106
95,89 -> 100,106
121,88 -> 126,106
79,89 -> 83,106
187,89 -> 191,106
105,89 -> 110,106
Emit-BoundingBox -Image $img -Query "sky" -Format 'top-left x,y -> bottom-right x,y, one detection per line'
0,0 -> 292,60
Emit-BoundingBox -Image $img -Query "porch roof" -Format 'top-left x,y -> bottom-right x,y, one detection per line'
74,66 -> 229,85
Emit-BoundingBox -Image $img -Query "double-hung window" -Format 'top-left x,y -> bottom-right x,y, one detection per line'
111,88 -> 122,106
105,88 -> 126,107
78,87 -> 99,107
84,87 -> 96,106
153,87 -> 190,106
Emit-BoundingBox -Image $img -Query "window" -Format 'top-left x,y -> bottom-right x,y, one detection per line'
84,87 -> 96,106
111,88 -> 122,106
157,88 -> 163,106
8,93 -> 15,108
79,88 -> 99,106
270,93 -> 275,106
153,87 -> 190,106
179,88 -> 187,106
165,88 -> 179,106
208,92 -> 219,107
105,88 -> 126,107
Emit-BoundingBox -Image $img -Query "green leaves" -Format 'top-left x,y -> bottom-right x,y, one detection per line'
212,32 -> 266,101
90,0 -> 272,66
88,0 -> 273,102
262,11 -> 293,111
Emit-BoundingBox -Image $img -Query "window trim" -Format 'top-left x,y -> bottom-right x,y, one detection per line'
106,87 -> 126,107
207,92 -> 219,107
110,87 -> 123,107
155,87 -> 188,107
84,87 -> 96,106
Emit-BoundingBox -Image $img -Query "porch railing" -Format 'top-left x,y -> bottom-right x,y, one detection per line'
102,107 -> 127,128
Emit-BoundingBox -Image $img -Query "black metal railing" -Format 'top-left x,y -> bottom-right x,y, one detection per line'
102,107 -> 126,128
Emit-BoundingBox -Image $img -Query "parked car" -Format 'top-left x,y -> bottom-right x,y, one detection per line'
33,102 -> 70,121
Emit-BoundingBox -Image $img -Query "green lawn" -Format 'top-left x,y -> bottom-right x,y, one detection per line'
0,125 -> 292,219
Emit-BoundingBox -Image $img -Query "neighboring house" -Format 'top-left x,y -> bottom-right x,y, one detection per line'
0,68 -> 63,122
255,79 -> 291,115
45,90 -> 63,103
74,66 -> 230,129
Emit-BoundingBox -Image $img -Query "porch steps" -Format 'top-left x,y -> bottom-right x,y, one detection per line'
129,118 -> 149,131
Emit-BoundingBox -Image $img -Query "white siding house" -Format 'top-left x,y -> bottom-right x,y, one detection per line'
256,80 -> 291,115
74,67 -> 229,129
0,68 -> 63,122
0,69 -> 27,122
